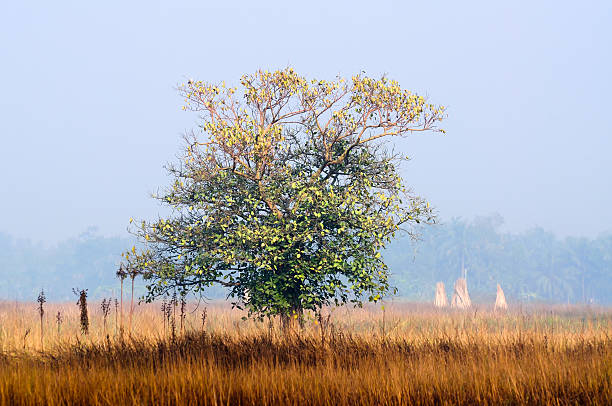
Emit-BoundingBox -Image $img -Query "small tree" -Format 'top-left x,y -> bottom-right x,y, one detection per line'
130,68 -> 445,325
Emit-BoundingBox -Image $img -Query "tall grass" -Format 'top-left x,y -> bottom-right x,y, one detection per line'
0,300 -> 611,405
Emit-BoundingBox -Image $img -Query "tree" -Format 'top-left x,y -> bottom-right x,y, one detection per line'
129,68 -> 445,325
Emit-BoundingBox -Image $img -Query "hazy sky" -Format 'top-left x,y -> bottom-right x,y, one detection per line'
1,0 -> 611,243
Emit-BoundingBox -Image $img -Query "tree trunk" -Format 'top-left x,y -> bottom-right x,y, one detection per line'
280,306 -> 303,335
280,313 -> 296,335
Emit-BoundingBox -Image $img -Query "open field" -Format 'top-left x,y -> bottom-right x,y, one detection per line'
1,300 -> 611,405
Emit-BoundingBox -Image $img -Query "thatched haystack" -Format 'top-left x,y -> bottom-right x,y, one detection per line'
495,283 -> 508,311
450,278 -> 471,309
434,282 -> 448,308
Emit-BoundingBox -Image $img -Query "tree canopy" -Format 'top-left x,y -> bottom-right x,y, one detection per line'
128,68 -> 445,320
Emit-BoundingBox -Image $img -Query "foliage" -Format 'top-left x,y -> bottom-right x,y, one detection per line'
129,68 -> 444,319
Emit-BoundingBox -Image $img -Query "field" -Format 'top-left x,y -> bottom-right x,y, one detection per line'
1,300 -> 611,405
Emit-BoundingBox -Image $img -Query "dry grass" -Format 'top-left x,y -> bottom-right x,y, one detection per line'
1,300 -> 611,405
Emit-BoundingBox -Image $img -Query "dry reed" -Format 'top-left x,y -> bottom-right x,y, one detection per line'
0,300 -> 611,405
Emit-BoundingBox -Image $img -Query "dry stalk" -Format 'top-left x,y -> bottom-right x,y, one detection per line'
201,307 -> 208,333
37,290 -> 46,350
180,293 -> 186,335
101,298 -> 111,336
56,311 -> 63,337
114,299 -> 119,337
73,288 -> 89,335
116,264 -> 127,339
22,328 -> 30,349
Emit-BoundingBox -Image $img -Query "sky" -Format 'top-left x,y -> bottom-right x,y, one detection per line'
1,0 -> 611,243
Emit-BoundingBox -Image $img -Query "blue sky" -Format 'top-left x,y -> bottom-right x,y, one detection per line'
1,0 -> 611,243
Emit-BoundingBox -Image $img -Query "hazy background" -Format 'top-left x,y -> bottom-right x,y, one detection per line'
1,1 -> 611,301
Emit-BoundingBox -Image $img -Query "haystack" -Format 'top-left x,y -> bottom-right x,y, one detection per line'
450,278 -> 471,309
434,282 -> 448,308
495,283 -> 508,311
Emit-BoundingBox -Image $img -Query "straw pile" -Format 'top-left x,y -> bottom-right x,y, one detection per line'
495,283 -> 508,311
434,282 -> 448,308
451,278 -> 471,309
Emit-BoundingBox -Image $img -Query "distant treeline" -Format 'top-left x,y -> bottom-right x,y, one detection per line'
1,216 -> 611,303
0,227 -> 131,301
385,214 -> 612,304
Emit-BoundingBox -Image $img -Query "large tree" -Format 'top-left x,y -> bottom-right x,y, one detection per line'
129,68 -> 445,323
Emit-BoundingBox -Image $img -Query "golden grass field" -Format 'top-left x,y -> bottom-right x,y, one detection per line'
1,299 -> 611,405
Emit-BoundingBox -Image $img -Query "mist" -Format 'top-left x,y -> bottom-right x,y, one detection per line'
1,216 -> 609,304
